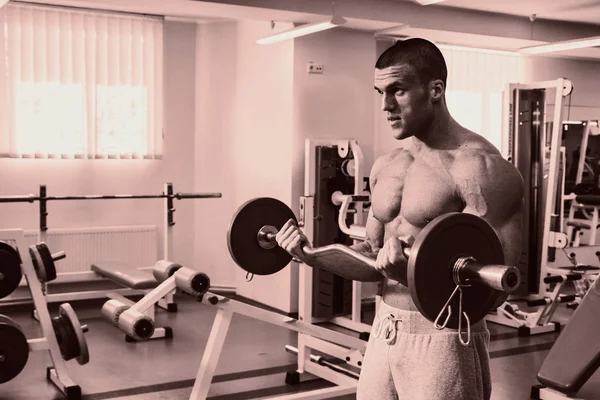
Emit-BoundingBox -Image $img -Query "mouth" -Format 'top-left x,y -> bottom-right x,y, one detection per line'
388,117 -> 401,128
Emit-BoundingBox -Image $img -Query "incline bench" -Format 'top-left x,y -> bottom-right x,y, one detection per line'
92,261 -> 181,342
532,276 -> 600,399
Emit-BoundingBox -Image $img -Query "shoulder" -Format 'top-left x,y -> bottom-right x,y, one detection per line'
452,147 -> 523,190
451,147 -> 524,215
370,147 -> 414,185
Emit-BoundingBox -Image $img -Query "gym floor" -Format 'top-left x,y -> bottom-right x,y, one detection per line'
1,294 -> 599,400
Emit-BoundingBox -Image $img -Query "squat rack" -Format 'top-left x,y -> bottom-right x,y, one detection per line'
0,183 -> 222,233
0,183 -> 222,305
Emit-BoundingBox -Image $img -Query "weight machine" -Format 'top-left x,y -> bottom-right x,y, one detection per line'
286,139 -> 372,396
0,230 -> 89,399
486,78 -> 575,335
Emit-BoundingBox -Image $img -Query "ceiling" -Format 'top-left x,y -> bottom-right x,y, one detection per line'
14,0 -> 600,60
426,0 -> 600,26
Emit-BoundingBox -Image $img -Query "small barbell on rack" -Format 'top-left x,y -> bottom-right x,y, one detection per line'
227,197 -> 521,344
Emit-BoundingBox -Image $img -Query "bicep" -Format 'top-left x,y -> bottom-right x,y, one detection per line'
350,207 -> 384,258
461,159 -> 524,266
463,202 -> 523,266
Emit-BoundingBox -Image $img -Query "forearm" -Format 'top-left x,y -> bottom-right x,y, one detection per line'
303,241 -> 384,282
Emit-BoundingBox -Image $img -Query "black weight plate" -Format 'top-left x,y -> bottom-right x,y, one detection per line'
227,198 -> 297,276
53,303 -> 89,365
0,242 -> 23,299
0,314 -> 30,383
29,243 -> 57,283
408,212 -> 505,329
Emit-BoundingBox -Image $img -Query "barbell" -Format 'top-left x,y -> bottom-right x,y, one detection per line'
227,197 -> 521,335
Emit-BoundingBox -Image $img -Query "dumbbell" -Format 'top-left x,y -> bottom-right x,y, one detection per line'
227,197 -> 521,331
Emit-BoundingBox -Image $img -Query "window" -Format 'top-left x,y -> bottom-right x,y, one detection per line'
0,3 -> 164,159
440,45 -> 523,152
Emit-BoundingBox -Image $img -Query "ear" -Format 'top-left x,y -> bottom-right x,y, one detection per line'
429,79 -> 445,102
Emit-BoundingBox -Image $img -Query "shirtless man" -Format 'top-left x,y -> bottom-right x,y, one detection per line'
276,38 -> 524,400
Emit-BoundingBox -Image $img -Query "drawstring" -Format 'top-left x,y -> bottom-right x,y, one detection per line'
372,313 -> 402,345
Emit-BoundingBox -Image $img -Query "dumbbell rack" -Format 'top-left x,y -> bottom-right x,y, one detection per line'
0,229 -> 87,399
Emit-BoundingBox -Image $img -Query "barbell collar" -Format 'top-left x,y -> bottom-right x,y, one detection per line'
456,260 -> 521,293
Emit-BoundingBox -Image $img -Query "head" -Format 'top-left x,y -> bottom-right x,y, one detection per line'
374,38 -> 447,140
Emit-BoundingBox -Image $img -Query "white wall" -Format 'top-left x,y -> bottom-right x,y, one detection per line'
195,21 -> 239,288
0,21 -> 198,269
195,19 -> 296,310
231,20 -> 295,309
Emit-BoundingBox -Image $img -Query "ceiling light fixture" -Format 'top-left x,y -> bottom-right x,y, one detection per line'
519,35 -> 600,54
256,15 -> 347,45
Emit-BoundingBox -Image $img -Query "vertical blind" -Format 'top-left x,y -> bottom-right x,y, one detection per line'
440,45 -> 523,151
0,3 -> 164,159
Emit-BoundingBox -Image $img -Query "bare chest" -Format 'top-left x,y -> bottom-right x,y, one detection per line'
371,157 -> 464,229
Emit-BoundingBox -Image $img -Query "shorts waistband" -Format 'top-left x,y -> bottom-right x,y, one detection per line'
375,298 -> 488,336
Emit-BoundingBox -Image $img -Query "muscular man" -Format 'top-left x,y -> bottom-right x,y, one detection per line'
276,38 -> 524,400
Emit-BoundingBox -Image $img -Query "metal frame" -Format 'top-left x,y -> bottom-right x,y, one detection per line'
490,78 -> 573,334
532,386 -> 584,400
190,291 -> 364,400
0,229 -> 85,398
564,120 -> 600,246
4,182 -> 231,308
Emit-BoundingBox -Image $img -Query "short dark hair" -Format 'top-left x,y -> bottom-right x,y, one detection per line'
375,38 -> 447,87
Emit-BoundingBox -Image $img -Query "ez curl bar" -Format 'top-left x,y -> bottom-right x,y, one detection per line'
227,197 -> 521,345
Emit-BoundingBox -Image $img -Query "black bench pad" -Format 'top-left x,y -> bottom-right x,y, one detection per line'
537,277 -> 600,395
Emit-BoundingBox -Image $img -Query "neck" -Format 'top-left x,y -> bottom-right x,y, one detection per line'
410,106 -> 461,153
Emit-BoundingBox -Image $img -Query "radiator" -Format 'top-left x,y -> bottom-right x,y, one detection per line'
4,225 -> 159,276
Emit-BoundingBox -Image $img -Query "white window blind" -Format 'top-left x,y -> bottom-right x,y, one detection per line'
0,3 -> 164,159
440,45 -> 523,151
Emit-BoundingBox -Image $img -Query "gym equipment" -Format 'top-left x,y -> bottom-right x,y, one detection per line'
96,260 -> 208,341
51,303 -> 89,365
0,233 -> 89,399
531,275 -> 600,399
29,242 -> 65,284
227,197 -> 520,338
0,304 -> 89,382
190,291 -> 366,400
0,241 -> 22,299
0,315 -> 29,383
290,139 -> 373,400
489,78 -> 574,334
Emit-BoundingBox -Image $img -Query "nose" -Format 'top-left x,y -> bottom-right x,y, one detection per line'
382,93 -> 397,112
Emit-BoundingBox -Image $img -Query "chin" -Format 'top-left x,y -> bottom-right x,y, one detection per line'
392,129 -> 411,141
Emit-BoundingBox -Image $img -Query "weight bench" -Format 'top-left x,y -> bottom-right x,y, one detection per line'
92,261 -> 179,342
531,276 -> 600,399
